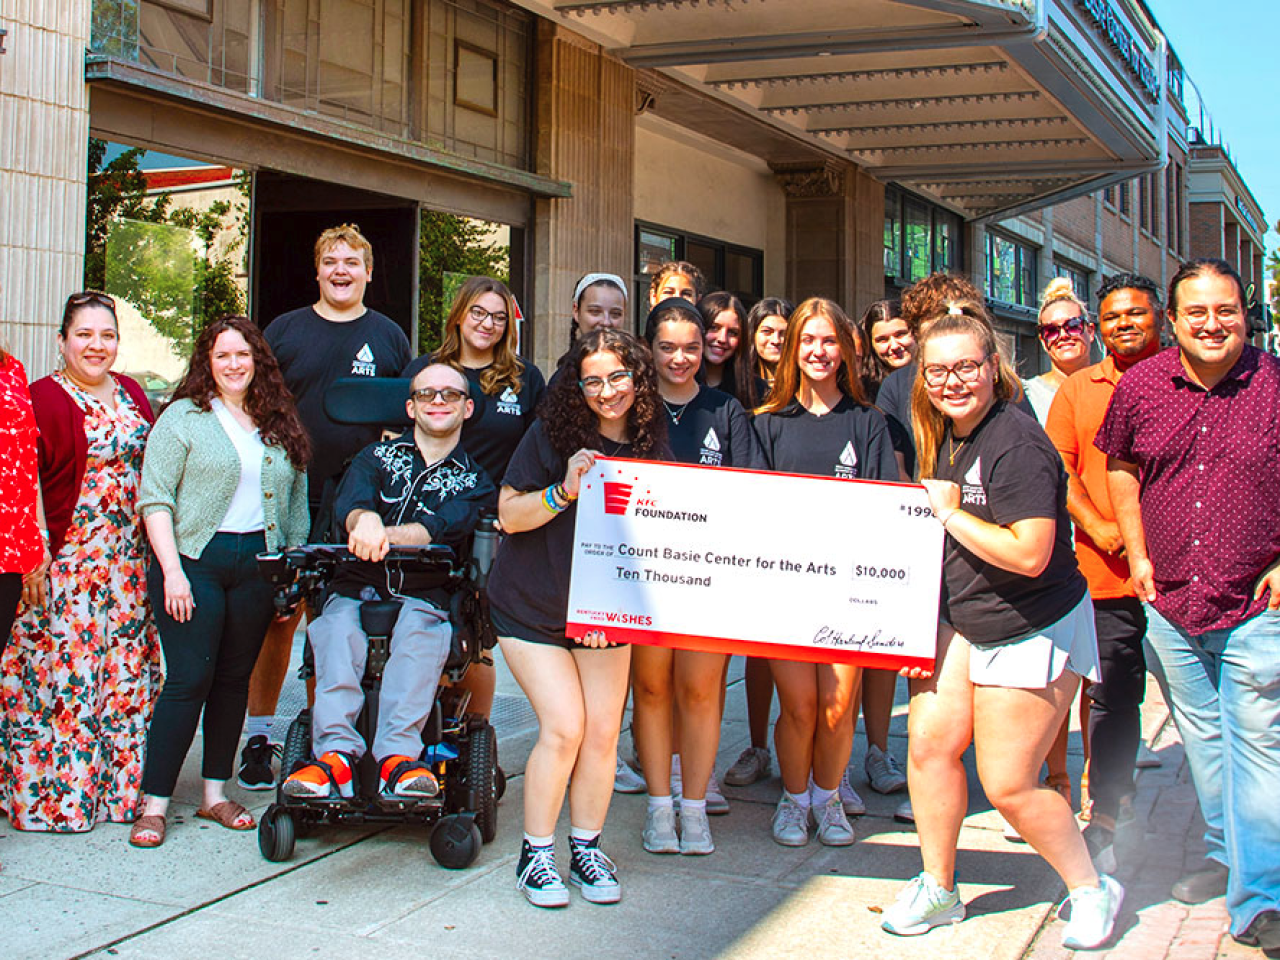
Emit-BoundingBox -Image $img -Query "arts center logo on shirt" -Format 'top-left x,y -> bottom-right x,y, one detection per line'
961,457 -> 986,506
601,480 -> 708,524
699,427 -> 723,466
835,441 -> 859,479
496,386 -> 522,416
351,343 -> 377,376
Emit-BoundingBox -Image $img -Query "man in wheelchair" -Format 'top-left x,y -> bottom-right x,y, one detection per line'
282,363 -> 495,802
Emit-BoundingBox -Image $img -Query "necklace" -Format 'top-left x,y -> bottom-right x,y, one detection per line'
662,398 -> 692,425
948,434 -> 969,467
598,436 -> 627,456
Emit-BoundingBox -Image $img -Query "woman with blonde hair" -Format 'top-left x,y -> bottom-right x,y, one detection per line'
1023,277 -> 1095,423
882,300 -> 1119,950
753,297 -> 896,848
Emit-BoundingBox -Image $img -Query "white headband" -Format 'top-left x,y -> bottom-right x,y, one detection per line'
574,272 -> 628,306
947,304 -> 964,315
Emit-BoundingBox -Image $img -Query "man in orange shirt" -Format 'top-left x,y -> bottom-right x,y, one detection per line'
1044,273 -> 1161,875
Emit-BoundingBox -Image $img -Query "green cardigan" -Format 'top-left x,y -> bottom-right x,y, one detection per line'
139,398 -> 310,558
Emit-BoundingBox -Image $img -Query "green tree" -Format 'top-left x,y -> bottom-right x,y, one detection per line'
417,211 -> 509,353
85,139 -> 247,355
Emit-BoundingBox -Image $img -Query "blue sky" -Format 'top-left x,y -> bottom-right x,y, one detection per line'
1151,0 -> 1278,256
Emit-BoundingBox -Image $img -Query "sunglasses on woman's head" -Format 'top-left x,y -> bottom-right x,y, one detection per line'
68,291 -> 117,311
1038,315 -> 1087,346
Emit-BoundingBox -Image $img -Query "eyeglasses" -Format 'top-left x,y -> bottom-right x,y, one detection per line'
579,369 -> 634,397
1176,305 -> 1242,329
1038,315 -> 1088,346
467,304 -> 508,327
922,356 -> 990,387
412,387 -> 468,404
68,290 -> 116,311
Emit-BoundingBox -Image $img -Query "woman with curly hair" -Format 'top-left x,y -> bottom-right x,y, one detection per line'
753,298 -> 897,849
489,328 -> 668,908
3,291 -> 158,833
130,316 -> 310,848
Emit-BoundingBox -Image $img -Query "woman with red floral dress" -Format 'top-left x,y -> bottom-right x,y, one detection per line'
0,345 -> 47,644
0,292 -> 161,832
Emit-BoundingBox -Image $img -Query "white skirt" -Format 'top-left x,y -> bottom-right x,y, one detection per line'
967,593 -> 1100,690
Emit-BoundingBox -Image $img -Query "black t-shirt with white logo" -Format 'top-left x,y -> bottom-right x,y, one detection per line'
753,395 -> 897,482
401,357 -> 546,491
935,400 -> 1086,647
265,306 -> 412,507
666,387 -> 766,470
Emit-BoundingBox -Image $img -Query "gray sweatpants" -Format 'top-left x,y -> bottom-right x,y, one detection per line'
309,594 -> 451,761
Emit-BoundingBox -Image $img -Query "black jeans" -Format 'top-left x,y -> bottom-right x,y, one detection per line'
1085,597 -> 1148,821
141,532 -> 274,797
0,572 -> 21,657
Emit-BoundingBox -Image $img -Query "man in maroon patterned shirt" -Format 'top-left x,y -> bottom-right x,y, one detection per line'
1096,258 -> 1280,953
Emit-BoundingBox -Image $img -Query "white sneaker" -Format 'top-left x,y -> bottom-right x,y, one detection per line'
864,744 -> 908,794
642,803 -> 680,854
724,746 -> 770,786
881,872 -> 966,936
1060,875 -> 1124,950
614,755 -> 646,794
679,806 -> 714,855
771,794 -> 810,847
839,769 -> 866,816
813,793 -> 856,846
705,772 -> 730,816
895,798 -> 915,823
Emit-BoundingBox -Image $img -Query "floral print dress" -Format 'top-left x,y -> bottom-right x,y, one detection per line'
0,373 -> 163,831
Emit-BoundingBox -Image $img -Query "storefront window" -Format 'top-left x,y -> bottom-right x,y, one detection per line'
986,232 -> 1036,308
1055,262 -> 1091,307
904,200 -> 931,284
884,190 -> 902,279
634,222 -> 762,329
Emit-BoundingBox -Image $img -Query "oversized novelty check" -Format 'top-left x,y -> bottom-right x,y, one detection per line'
566,458 -> 944,670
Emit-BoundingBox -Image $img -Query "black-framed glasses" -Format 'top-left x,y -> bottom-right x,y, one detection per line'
922,356 -> 990,387
467,304 -> 508,327
579,369 -> 634,397
1038,315 -> 1088,346
412,386 -> 468,404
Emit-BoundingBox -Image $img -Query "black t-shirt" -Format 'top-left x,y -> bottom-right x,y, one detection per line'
666,387 -> 766,470
935,400 -> 1086,647
401,357 -> 546,492
754,395 -> 897,482
265,306 -> 412,506
489,421 -> 647,644
876,362 -> 918,478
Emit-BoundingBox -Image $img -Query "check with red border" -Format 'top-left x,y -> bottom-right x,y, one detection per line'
566,457 -> 943,671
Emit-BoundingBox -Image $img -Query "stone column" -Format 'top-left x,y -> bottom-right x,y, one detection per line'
529,21 -> 634,374
0,2 -> 91,375
771,159 -> 884,316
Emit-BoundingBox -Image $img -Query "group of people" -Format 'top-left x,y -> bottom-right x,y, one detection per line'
1,219 -> 1276,954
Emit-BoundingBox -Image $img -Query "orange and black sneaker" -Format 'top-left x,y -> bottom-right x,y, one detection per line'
379,755 -> 439,798
282,751 -> 354,799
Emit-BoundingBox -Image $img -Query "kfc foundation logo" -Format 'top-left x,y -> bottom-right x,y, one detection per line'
604,482 -> 634,516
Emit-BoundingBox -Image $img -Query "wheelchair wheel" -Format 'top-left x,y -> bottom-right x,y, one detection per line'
430,814 -> 481,870
259,805 -> 296,862
495,764 -> 507,803
466,722 -> 498,843
279,709 -> 312,786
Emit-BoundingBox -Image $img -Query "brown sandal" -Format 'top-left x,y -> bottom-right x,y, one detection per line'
196,800 -> 255,831
130,815 -> 166,848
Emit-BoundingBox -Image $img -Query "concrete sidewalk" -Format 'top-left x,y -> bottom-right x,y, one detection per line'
0,650 -> 1255,960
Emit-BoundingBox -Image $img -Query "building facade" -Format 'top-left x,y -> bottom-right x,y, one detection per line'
2,0 -> 1257,378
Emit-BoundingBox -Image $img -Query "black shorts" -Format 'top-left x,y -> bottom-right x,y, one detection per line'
489,605 -> 623,651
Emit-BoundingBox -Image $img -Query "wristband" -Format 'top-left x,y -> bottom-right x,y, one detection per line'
542,485 -> 568,515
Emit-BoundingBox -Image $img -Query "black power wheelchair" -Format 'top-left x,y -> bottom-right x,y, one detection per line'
253,376 -> 503,870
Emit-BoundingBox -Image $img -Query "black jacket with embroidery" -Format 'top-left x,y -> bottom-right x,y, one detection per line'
330,433 -> 495,599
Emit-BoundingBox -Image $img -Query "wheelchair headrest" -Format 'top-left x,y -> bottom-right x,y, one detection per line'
324,377 -> 414,427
